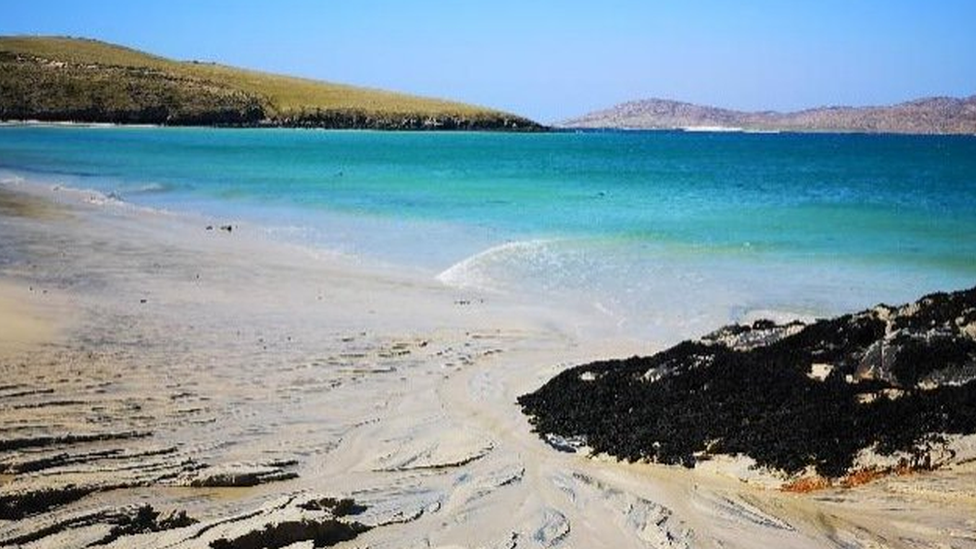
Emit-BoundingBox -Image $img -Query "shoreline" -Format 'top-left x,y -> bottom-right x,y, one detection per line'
0,120 -> 161,129
8,151 -> 963,352
0,118 -> 551,133
0,170 -> 760,347
9,120 -> 976,137
555,124 -> 976,136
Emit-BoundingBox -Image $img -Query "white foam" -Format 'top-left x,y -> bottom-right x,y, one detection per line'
38,178 -> 177,217
435,239 -> 554,292
125,182 -> 170,193
0,175 -> 26,185
681,126 -> 744,133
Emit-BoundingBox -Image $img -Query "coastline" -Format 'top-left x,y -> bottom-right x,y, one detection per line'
8,120 -> 976,137
8,127 -> 974,354
554,124 -> 976,136
0,120 -> 162,129
0,118 -> 550,132
3,178 -> 976,547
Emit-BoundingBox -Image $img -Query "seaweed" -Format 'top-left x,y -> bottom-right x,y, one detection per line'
891,335 -> 976,386
519,286 -> 976,478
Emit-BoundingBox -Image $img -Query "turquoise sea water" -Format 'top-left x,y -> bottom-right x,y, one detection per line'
2,126 -> 975,340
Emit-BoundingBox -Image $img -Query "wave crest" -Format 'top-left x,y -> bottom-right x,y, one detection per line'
436,239 -> 556,291
125,182 -> 171,194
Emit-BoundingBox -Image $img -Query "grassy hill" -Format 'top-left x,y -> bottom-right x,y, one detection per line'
0,36 -> 542,130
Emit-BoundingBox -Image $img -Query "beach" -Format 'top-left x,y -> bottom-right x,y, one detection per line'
4,2 -> 976,544
3,176 -> 976,548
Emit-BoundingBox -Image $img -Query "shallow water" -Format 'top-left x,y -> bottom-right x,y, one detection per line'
2,126 -> 974,341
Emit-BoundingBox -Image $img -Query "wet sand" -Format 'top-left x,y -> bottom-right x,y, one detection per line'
2,181 -> 975,548
0,281 -> 60,359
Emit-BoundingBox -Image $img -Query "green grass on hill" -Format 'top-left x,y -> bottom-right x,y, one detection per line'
0,36 -> 541,129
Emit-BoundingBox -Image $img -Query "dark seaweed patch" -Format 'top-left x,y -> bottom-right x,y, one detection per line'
891,335 -> 976,386
519,286 -> 976,478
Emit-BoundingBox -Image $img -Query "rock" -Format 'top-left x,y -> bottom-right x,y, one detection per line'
701,319 -> 806,352
543,433 -> 587,453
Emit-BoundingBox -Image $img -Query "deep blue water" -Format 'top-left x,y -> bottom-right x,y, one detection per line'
2,126 -> 974,339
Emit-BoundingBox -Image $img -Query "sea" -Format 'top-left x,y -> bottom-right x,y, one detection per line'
2,126 -> 975,341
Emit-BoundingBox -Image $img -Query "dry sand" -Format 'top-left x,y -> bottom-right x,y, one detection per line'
1,180 -> 975,548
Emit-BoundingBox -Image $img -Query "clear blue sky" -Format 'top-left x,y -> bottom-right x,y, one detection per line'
3,0 -> 975,122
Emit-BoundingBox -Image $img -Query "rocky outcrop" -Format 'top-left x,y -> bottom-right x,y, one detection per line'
560,97 -> 976,134
519,287 -> 976,480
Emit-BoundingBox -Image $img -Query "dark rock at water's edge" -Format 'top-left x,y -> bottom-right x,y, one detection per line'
518,287 -> 976,479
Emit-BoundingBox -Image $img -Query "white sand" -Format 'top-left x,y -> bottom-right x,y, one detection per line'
2,181 -> 975,548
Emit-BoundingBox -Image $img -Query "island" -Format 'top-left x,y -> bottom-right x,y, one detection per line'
560,97 -> 976,134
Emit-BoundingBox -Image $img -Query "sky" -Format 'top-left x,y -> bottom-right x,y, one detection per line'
3,0 -> 975,123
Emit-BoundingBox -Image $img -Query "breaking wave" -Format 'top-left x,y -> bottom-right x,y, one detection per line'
435,239 -> 559,292
124,181 -> 172,194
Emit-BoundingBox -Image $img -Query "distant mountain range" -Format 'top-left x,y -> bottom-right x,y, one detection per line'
560,96 -> 976,134
0,36 -> 542,131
